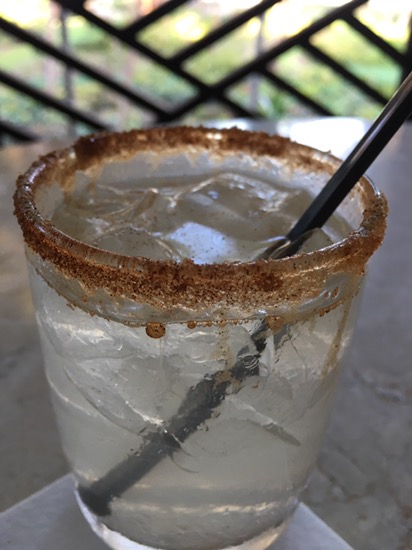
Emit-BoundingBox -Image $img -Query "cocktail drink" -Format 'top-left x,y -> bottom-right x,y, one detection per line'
14,127 -> 387,550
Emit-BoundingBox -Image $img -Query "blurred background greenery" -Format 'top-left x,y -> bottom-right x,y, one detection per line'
0,0 -> 410,140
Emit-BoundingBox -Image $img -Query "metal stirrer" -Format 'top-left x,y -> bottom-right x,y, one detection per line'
78,71 -> 412,516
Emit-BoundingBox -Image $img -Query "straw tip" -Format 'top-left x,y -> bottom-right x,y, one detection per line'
77,485 -> 111,517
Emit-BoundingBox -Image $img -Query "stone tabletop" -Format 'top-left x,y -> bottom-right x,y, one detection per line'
0,119 -> 411,550
0,475 -> 353,550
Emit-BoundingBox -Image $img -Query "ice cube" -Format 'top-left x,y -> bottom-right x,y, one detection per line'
164,222 -> 241,263
93,226 -> 179,259
296,227 -> 334,254
174,173 -> 287,242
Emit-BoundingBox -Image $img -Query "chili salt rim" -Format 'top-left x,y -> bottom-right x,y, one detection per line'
14,126 -> 388,311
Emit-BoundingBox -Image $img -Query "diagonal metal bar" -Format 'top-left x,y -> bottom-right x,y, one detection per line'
53,0 -> 206,85
170,0 -> 281,65
124,0 -> 192,35
0,69 -> 109,130
66,0 -> 86,7
215,0 -> 369,89
53,0 -> 255,119
0,119 -> 40,142
164,0 -> 369,120
0,16 -> 170,117
402,16 -> 412,82
345,13 -> 409,68
260,68 -> 333,115
304,41 -> 388,104
159,96 -> 255,123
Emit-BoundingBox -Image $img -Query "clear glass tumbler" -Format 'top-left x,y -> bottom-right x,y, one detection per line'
14,127 -> 387,550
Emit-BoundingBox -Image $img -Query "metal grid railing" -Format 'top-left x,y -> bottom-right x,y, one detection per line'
0,0 -> 411,144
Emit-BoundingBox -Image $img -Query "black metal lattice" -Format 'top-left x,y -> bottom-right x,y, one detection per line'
0,0 -> 411,143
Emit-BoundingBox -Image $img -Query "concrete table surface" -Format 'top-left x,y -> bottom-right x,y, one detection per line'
0,118 -> 411,550
0,475 -> 353,550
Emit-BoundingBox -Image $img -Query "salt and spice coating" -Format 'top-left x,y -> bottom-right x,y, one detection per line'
14,127 -> 387,320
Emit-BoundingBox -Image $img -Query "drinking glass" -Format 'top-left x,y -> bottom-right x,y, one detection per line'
14,127 -> 387,550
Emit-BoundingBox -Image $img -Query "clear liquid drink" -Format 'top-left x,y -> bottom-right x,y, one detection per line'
14,128 -> 387,550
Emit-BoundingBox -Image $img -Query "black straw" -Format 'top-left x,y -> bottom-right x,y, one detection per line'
78,71 -> 412,517
288,71 -> 412,242
78,322 -> 269,516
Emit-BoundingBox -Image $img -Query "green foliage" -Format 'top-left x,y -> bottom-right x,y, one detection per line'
0,12 -> 406,137
138,8 -> 212,57
0,86 -> 70,138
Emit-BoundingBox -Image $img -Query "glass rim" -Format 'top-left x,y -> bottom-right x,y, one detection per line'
14,126 -> 388,313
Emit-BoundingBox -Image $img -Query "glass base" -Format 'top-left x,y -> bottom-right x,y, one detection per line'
76,492 -> 292,550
